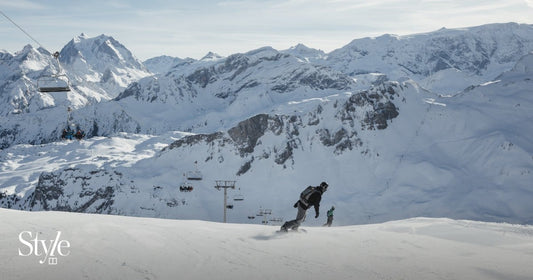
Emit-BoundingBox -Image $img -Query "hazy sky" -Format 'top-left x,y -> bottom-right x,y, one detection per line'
1,0 -> 532,60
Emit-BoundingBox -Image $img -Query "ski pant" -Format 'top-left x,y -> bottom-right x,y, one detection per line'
283,204 -> 307,230
323,216 -> 333,227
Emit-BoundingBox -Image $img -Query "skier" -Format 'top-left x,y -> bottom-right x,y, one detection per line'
280,181 -> 329,232
323,206 -> 335,227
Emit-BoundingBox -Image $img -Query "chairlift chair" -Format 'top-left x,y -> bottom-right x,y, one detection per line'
37,74 -> 71,92
186,170 -> 203,181
186,161 -> 203,180
233,194 -> 244,201
38,52 -> 72,93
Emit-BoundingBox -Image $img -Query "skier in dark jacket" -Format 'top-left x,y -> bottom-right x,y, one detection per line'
280,181 -> 329,232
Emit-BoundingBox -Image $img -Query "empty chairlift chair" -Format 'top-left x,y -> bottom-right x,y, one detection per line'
186,161 -> 203,181
37,74 -> 71,92
37,52 -> 71,93
233,187 -> 244,201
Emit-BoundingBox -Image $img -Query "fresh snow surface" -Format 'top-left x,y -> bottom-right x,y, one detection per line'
1,209 -> 532,280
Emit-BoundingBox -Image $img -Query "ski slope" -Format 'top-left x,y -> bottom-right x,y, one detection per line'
1,209 -> 532,280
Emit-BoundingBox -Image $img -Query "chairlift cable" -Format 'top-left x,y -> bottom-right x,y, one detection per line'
0,10 -> 50,52
1,9 -> 71,91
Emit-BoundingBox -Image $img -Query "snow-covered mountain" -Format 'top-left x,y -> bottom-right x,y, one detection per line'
0,34 -> 151,148
0,34 -> 150,116
2,52 -> 532,225
106,46 -> 356,134
1,23 -> 532,226
2,23 -> 532,147
324,23 -> 533,94
281,43 -> 326,64
60,33 -> 151,98
0,45 -> 61,116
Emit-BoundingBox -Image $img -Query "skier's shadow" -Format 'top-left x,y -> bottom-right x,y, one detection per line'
252,232 -> 288,241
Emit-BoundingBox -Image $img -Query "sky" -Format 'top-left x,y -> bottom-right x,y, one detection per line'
1,0 -> 533,60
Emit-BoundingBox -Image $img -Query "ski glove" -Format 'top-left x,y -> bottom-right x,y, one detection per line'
293,202 -> 299,208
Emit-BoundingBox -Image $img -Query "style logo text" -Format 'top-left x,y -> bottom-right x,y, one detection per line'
18,231 -> 71,265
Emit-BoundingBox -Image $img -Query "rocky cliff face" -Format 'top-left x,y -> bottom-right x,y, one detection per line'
1,167 -> 189,217
1,168 -> 122,213
164,81 -> 401,175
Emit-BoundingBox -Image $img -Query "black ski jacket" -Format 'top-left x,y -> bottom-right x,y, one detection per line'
297,190 -> 322,217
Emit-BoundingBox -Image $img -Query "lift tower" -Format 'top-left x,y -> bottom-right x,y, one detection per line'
214,180 -> 237,223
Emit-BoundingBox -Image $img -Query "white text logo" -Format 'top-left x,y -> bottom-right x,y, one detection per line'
18,231 -> 71,265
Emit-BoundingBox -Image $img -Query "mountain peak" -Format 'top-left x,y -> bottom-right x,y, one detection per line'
74,33 -> 90,43
245,46 -> 277,56
282,44 -> 325,62
200,52 -> 223,61
61,33 -> 144,69
290,43 -> 311,50
144,55 -> 194,74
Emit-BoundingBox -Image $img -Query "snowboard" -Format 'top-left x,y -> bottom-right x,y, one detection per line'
276,228 -> 307,234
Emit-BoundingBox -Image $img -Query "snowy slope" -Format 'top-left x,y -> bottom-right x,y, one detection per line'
1,209 -> 532,280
